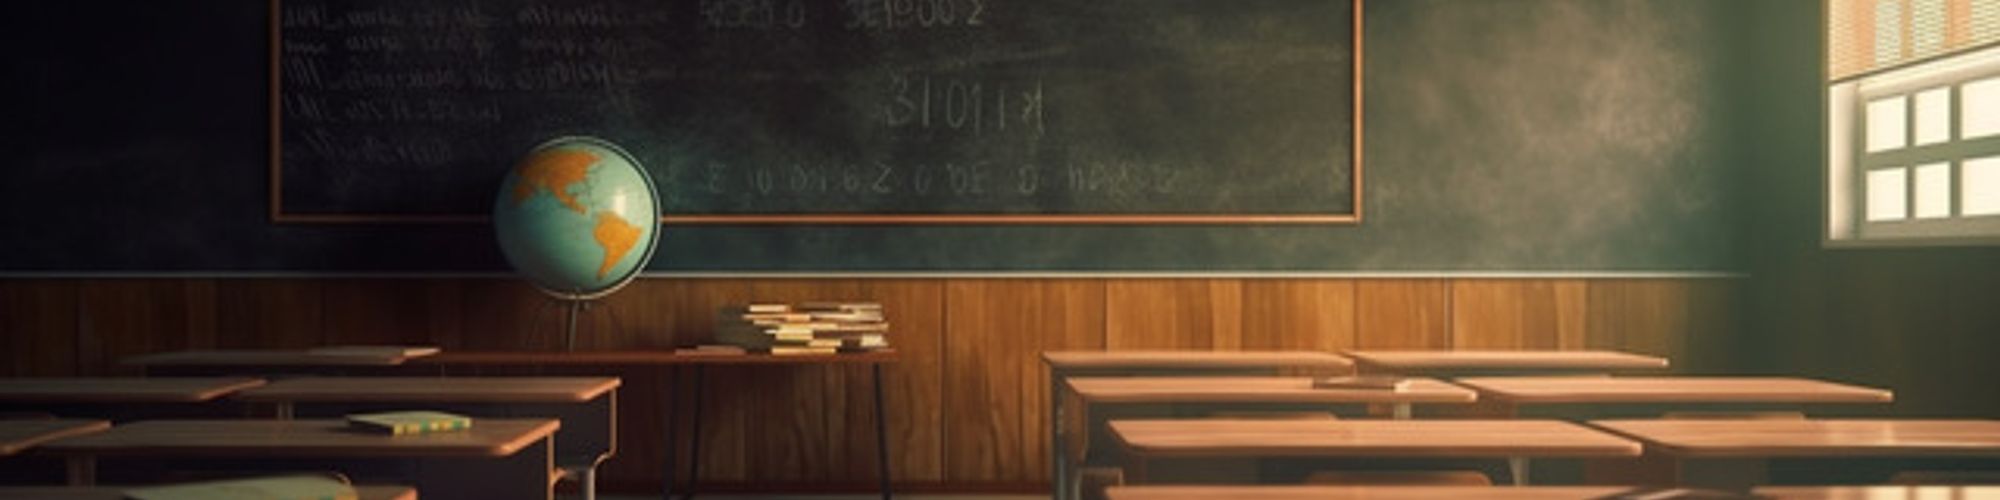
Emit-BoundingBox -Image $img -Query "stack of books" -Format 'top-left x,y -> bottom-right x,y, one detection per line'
346,410 -> 473,435
715,302 -> 892,355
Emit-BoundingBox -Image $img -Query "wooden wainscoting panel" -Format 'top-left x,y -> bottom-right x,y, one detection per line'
457,278 -> 558,351
1105,279 -> 1240,350
76,279 -> 213,375
1450,279 -> 1588,350
1586,279 -> 1730,371
0,280 -> 80,376
1239,279 -> 1357,352
1355,279 -> 1450,349
827,279 -> 946,483
944,279 -> 1105,483
321,279 -> 462,348
215,279 -> 325,349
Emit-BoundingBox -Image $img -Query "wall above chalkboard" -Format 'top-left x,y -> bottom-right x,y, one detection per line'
269,0 -> 1362,224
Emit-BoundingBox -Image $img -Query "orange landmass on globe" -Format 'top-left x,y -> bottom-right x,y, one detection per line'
511,150 -> 598,214
593,211 -> 643,280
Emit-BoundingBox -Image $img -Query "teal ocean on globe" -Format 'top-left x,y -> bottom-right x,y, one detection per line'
493,137 -> 660,299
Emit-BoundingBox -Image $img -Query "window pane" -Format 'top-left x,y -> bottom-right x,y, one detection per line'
1868,167 -> 1909,221
1867,96 -> 1908,152
1914,163 -> 1951,218
1914,88 -> 1951,145
1965,77 -> 2000,139
1966,156 -> 2000,217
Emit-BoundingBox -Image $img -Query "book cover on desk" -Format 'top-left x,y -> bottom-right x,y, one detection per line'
1312,375 -> 1414,391
123,474 -> 358,500
346,410 -> 472,435
306,345 -> 441,358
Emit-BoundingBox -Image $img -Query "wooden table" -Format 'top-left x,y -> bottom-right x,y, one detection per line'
1756,486 -> 2000,499
1343,350 -> 1669,374
0,485 -> 416,500
127,350 -> 416,376
0,419 -> 109,456
0,378 -> 266,404
1109,419 -> 1640,485
421,350 -> 899,500
1040,350 -> 1353,500
236,377 -> 619,500
1067,376 -> 1475,418
41,419 -> 558,500
1456,376 -> 1892,416
1591,419 -> 2000,489
1106,485 -> 1656,500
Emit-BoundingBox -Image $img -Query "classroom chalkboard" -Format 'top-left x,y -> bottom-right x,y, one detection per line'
271,0 -> 1361,224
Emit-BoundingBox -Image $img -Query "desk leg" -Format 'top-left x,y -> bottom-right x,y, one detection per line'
686,366 -> 706,499
874,363 -> 892,500
276,401 -> 295,420
1509,457 -> 1530,486
66,456 -> 95,486
662,366 -> 679,500
1050,369 -> 1068,500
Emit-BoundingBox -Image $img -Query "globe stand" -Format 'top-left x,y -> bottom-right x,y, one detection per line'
561,298 -> 585,352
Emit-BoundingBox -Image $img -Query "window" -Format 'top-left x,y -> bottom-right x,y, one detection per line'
1828,0 -> 2000,245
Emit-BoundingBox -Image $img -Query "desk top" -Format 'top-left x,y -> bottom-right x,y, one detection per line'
1110,419 -> 1640,459
1066,376 -> 1476,404
0,486 -> 415,500
124,350 -> 411,367
1106,485 -> 1649,500
1591,419 -> 2000,457
416,349 -> 899,365
1756,486 -> 2000,500
1455,376 -> 1893,404
0,377 -> 267,403
0,419 -> 110,456
237,376 -> 620,403
42,419 -> 558,458
1041,351 -> 1352,370
1342,350 -> 1669,372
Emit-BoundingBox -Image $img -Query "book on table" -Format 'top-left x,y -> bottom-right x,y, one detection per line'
1312,375 -> 1413,391
346,410 -> 472,435
123,474 -> 358,500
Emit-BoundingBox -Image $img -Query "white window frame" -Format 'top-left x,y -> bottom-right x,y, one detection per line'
1827,44 -> 2000,247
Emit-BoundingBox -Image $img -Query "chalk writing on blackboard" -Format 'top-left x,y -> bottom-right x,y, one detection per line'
270,0 -> 1362,224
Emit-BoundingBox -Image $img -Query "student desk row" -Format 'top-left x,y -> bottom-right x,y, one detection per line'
1103,418 -> 2000,491
121,348 -> 903,500
1104,485 -> 2000,500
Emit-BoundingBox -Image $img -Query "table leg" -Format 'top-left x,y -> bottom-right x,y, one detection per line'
686,366 -> 706,499
662,366 -> 679,500
874,363 -> 892,500
276,401 -> 295,420
1050,369 -> 1068,500
65,456 -> 95,486
1509,457 -> 1530,486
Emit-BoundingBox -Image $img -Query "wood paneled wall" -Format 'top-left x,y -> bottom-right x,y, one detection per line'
0,276 -> 1729,491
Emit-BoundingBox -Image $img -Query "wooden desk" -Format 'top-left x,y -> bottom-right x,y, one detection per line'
1040,350 -> 1352,500
1343,350 -> 1669,374
1457,376 -> 1893,405
1067,376 -> 1474,417
127,350 -> 415,376
1756,486 -> 2000,499
1109,419 -> 1640,485
1106,485 -> 1651,500
0,378 -> 266,404
1591,419 -> 2000,489
42,419 -> 558,500
0,485 -> 416,500
236,376 -> 619,500
0,419 -> 109,456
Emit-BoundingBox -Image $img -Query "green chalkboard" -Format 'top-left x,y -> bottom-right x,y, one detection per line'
271,0 -> 1361,224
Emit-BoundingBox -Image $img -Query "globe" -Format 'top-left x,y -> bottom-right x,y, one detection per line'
493,136 -> 661,300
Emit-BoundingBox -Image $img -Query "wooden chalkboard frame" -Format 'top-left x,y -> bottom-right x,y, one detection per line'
267,0 -> 1363,225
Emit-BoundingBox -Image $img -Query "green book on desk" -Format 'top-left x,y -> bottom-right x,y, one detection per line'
346,410 -> 471,435
123,474 -> 357,500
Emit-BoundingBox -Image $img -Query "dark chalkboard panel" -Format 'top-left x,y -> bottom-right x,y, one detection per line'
271,0 -> 1360,224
